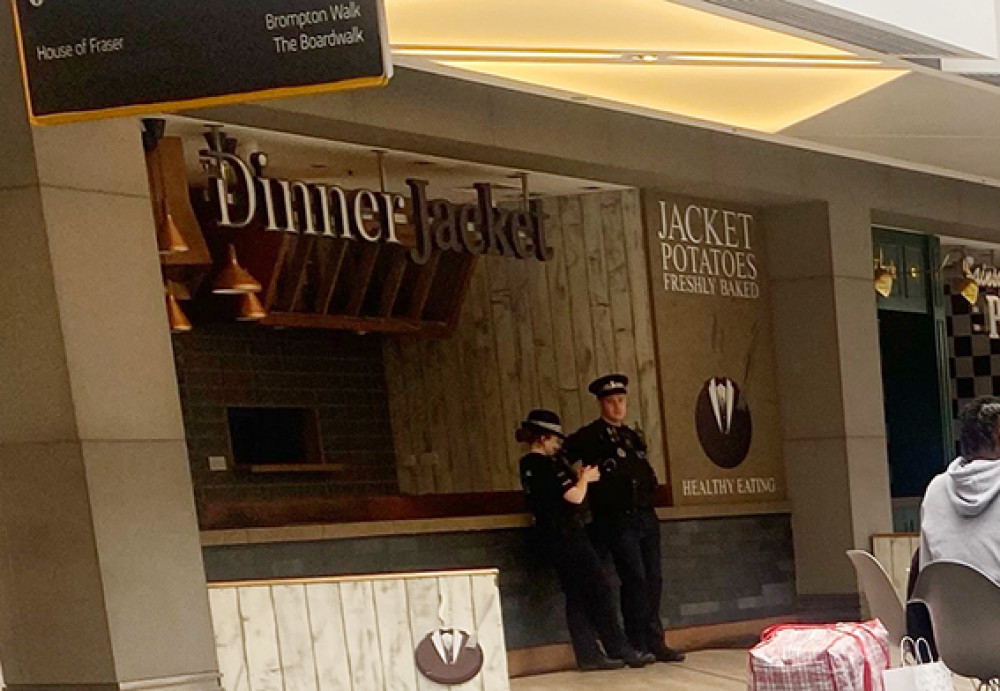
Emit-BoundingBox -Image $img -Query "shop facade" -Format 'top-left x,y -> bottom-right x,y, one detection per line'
169,68 -> 987,675
6,23 -> 1000,691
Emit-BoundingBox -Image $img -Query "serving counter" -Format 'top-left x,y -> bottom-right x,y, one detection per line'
209,569 -> 508,691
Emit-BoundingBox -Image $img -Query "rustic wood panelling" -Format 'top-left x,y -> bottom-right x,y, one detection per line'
209,571 -> 507,691
385,190 -> 667,493
623,191 -> 667,479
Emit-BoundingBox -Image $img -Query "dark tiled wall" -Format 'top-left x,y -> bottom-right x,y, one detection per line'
945,283 -> 1000,455
203,514 -> 796,649
172,324 -> 398,521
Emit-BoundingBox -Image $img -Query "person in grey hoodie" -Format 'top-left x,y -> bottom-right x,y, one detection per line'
920,396 -> 1000,583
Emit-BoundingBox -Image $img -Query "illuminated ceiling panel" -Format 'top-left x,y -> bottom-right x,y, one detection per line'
385,0 -> 850,55
434,62 -> 907,133
386,0 -> 909,133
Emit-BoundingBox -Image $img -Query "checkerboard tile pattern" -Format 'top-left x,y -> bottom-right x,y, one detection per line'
945,284 -> 1000,453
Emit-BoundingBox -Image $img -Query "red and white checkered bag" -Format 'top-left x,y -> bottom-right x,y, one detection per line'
748,620 -> 890,691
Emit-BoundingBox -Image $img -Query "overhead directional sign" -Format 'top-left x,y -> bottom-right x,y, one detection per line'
10,0 -> 392,125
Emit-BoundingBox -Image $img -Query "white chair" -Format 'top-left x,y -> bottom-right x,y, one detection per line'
912,560 -> 1000,689
847,549 -> 907,648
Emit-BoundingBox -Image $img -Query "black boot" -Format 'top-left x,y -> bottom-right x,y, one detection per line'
579,656 -> 626,672
652,646 -> 686,663
618,649 -> 656,668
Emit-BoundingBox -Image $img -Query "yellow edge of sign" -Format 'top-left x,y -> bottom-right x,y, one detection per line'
27,75 -> 390,126
9,0 -> 389,126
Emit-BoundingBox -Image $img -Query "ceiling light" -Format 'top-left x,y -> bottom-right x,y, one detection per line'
394,47 -> 624,60
434,61 -> 906,133
385,0 -> 851,56
669,54 -> 881,67
396,46 -> 883,69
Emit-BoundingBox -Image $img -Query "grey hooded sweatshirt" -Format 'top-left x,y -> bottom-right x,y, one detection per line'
920,457 -> 1000,583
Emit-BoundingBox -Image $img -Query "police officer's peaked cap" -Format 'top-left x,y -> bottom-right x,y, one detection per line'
589,373 -> 629,399
520,409 -> 565,438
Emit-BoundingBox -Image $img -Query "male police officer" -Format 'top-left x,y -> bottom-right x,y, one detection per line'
564,374 -> 685,663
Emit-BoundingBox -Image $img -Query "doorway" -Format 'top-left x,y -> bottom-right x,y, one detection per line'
874,228 -> 952,532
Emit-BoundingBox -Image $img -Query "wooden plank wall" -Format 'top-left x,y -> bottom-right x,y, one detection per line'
210,571 -> 508,691
385,190 -> 666,494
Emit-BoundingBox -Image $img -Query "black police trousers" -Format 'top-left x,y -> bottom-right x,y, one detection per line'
540,523 -> 633,665
594,508 -> 666,655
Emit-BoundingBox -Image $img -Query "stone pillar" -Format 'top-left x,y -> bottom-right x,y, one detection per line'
764,201 -> 892,598
0,7 -> 220,690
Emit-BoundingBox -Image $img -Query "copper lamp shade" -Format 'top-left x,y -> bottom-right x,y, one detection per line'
236,292 -> 267,322
213,244 -> 262,294
157,211 -> 189,254
165,291 -> 192,333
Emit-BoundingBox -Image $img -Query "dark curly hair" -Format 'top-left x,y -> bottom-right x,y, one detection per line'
959,397 -> 1000,459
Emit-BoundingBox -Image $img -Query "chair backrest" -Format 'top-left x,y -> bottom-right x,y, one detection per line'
912,560 -> 1000,681
846,550 -> 906,646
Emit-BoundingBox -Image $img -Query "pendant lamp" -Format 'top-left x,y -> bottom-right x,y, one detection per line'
213,244 -> 262,294
165,289 -> 192,333
236,292 -> 267,322
157,211 -> 189,254
146,123 -> 189,255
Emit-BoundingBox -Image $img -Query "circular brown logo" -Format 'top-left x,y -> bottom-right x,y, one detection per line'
415,628 -> 484,685
695,377 -> 752,469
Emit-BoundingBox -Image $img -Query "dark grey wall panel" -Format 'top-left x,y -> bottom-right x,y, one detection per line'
203,514 -> 796,649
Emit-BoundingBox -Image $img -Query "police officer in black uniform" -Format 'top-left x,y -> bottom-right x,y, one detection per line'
517,409 -> 654,671
564,375 -> 686,663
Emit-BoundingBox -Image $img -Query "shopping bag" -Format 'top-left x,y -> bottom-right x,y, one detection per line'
882,637 -> 953,691
748,620 -> 889,691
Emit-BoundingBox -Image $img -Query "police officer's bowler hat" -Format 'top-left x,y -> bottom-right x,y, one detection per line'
519,409 -> 565,439
589,373 -> 629,399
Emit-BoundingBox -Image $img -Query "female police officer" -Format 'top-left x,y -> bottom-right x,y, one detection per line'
517,409 -> 654,671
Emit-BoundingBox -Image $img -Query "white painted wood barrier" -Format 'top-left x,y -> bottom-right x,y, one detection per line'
872,533 -> 920,604
208,569 -> 509,691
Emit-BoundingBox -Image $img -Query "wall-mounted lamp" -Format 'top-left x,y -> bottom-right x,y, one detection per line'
213,245 -> 262,295
873,251 -> 896,298
956,277 -> 980,305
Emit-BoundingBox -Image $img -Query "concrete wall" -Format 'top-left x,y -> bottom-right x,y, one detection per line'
189,67 -> 1000,595
0,1 -> 220,682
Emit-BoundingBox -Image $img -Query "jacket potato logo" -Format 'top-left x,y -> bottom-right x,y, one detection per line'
415,628 -> 484,685
695,377 -> 752,469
